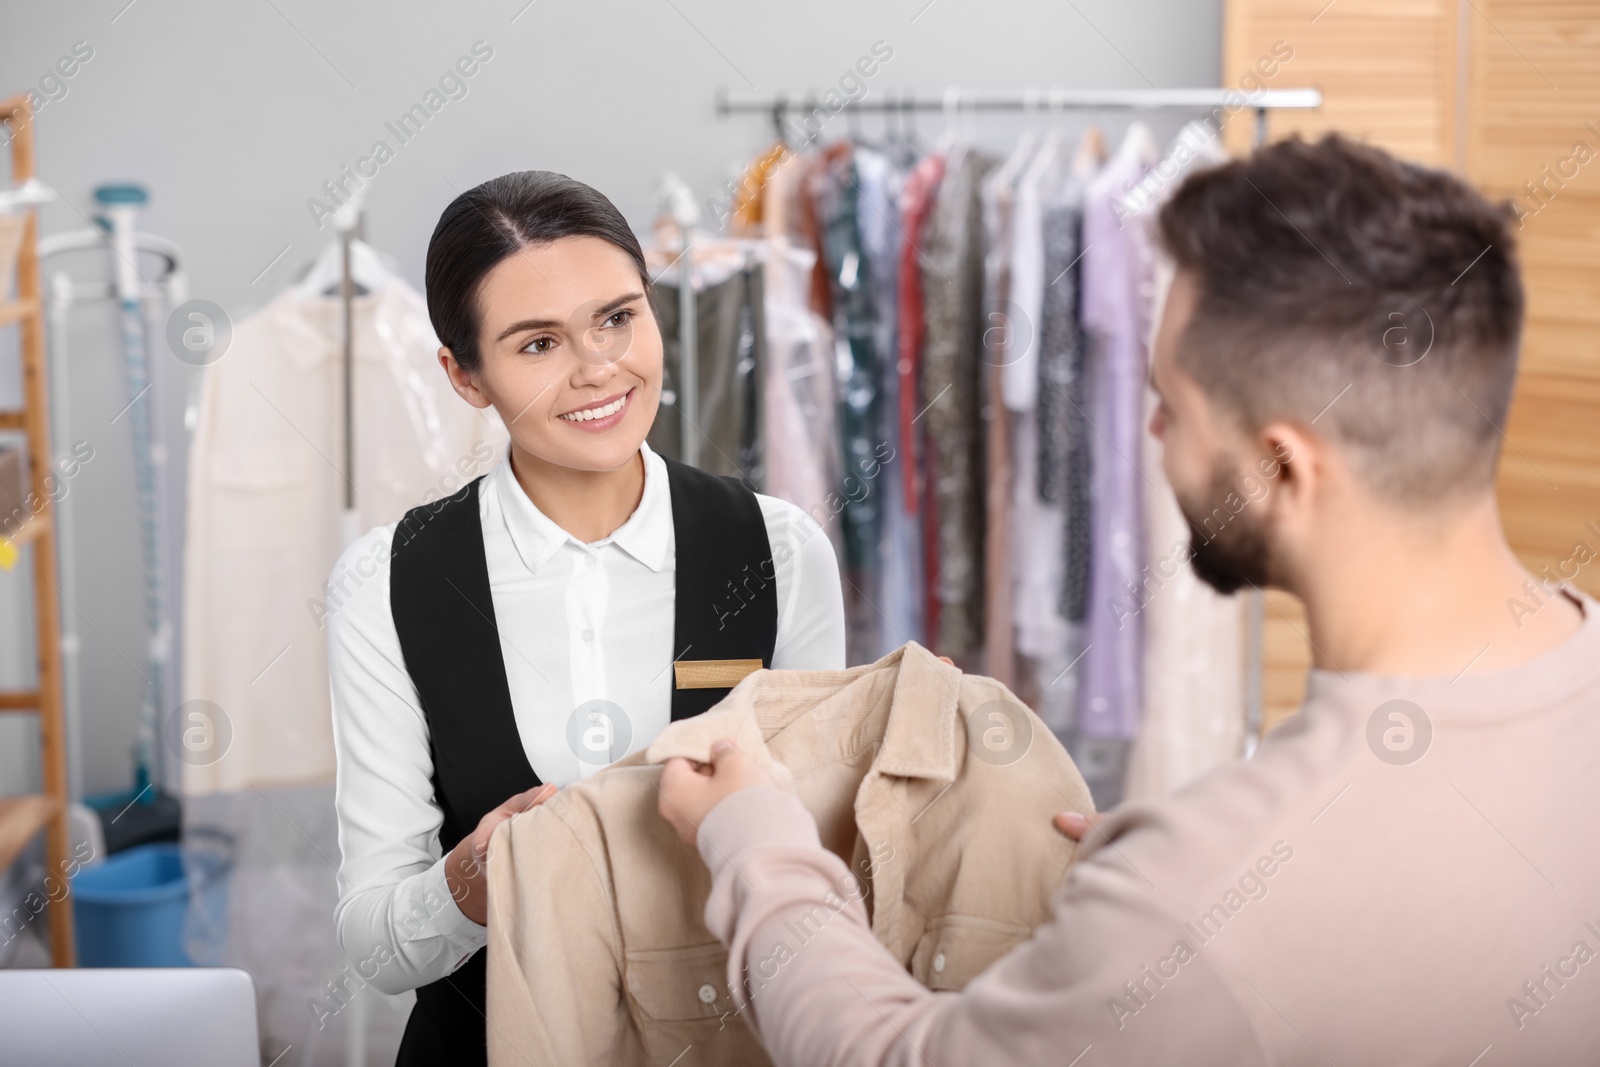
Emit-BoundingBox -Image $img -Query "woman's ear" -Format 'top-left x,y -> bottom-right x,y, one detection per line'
439,347 -> 493,409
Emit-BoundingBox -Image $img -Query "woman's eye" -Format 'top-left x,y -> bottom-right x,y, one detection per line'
604,309 -> 633,329
523,335 -> 556,354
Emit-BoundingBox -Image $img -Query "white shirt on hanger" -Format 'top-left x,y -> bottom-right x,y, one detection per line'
180,275 -> 507,795
328,442 -> 846,993
1001,128 -> 1067,413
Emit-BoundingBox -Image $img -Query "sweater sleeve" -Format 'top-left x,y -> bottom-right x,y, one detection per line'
696,785 -> 1268,1067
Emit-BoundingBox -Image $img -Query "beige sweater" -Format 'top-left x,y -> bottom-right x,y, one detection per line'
485,643 -> 1094,1065
698,592 -> 1600,1065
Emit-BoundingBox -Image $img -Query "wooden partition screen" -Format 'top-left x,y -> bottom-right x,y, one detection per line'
1223,0 -> 1600,732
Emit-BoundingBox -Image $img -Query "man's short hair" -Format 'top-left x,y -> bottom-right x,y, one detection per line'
1158,133 -> 1524,503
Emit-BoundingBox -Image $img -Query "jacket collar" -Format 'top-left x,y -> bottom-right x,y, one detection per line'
489,442 -> 672,575
873,642 -> 963,782
644,641 -> 964,958
644,641 -> 962,783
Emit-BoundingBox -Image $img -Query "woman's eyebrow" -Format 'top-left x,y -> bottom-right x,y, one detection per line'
592,291 -> 646,318
494,291 -> 646,343
495,315 -> 563,342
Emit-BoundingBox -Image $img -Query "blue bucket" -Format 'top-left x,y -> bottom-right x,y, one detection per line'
71,842 -> 192,967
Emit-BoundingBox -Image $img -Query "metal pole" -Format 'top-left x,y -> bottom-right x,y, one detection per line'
678,226 -> 698,467
340,228 -> 354,510
1243,108 -> 1272,758
716,87 -> 1323,115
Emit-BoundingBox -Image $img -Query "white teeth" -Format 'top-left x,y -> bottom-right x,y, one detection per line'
560,394 -> 627,423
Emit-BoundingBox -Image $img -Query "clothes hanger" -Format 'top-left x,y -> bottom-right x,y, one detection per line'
1072,123 -> 1108,178
990,89 -> 1039,195
939,86 -> 971,171
772,93 -> 788,148
936,86 -> 958,153
896,91 -> 925,166
292,192 -> 389,299
293,239 -> 389,299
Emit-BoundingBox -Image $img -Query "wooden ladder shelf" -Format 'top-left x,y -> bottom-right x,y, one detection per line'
0,92 -> 75,968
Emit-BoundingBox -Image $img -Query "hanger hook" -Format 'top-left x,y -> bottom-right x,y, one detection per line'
942,85 -> 960,137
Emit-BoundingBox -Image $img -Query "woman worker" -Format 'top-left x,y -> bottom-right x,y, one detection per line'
326,171 -> 846,1065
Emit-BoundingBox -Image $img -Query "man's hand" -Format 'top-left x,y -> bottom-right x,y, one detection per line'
1053,810 -> 1102,842
445,783 -> 557,925
658,738 -> 774,847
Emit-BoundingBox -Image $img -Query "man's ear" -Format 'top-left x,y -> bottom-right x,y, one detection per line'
439,347 -> 492,409
1256,420 -> 1323,520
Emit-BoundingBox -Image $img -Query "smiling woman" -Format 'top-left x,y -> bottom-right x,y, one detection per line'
427,176 -> 664,523
325,170 -> 845,1066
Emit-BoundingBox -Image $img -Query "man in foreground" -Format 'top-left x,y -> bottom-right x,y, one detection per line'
659,134 -> 1600,1064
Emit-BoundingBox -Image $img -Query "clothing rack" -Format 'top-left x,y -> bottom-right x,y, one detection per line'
716,87 -> 1322,149
713,84 -> 1325,757
654,175 -> 702,467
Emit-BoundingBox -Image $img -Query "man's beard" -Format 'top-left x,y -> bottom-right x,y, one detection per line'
1177,461 -> 1276,595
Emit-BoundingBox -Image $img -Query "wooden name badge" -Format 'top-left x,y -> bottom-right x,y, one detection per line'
673,659 -> 764,690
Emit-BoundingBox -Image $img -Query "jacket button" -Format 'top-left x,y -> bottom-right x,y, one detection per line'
932,953 -> 946,974
698,983 -> 717,1004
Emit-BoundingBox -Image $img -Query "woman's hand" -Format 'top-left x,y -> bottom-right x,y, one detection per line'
445,783 -> 557,925
658,738 -> 773,847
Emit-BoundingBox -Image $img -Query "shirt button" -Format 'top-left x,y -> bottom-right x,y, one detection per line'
585,554 -> 597,568
932,953 -> 946,974
698,983 -> 717,1004
581,628 -> 594,644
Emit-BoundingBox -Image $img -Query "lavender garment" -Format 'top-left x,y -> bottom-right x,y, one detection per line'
1078,128 -> 1157,741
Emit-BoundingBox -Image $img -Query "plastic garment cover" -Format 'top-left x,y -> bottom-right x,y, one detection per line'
919,150 -> 999,662
855,146 -> 924,658
758,151 -> 845,569
179,274 -> 506,794
1122,121 -> 1246,800
648,256 -> 767,484
178,271 -> 505,1063
183,786 -> 415,1066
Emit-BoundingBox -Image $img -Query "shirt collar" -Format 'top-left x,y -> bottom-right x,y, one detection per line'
273,277 -> 398,371
608,444 -> 673,571
491,442 -> 673,575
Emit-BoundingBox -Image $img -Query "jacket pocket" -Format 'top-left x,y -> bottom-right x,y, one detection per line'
624,942 -> 770,1065
207,441 -> 317,550
910,914 -> 1032,992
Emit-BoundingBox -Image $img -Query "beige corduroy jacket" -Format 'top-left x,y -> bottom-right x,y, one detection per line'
484,641 -> 1094,1066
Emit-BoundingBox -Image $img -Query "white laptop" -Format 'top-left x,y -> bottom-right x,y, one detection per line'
0,968 -> 259,1066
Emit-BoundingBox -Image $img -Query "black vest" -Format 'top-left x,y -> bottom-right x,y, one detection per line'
387,458 -> 778,1067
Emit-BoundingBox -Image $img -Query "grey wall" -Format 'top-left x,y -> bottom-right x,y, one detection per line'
0,0 -> 1221,799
